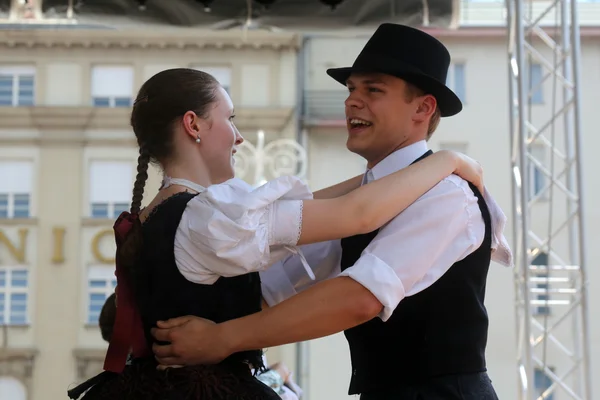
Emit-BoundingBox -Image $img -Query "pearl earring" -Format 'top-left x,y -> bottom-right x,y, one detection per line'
195,136 -> 201,144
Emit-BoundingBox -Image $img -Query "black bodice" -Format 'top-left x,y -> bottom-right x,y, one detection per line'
134,192 -> 264,369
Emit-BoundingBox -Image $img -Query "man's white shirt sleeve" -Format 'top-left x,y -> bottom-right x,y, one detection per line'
339,175 -> 485,321
260,240 -> 342,306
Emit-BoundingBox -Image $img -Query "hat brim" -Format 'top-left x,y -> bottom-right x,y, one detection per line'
326,64 -> 463,117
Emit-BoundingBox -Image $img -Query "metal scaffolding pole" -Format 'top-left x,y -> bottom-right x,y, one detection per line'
507,0 -> 592,399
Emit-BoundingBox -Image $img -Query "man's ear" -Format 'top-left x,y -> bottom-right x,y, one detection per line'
413,95 -> 437,123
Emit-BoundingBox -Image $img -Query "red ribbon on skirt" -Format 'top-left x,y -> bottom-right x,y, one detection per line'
103,212 -> 150,373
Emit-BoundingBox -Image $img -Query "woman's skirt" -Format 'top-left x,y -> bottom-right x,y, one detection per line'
68,359 -> 281,400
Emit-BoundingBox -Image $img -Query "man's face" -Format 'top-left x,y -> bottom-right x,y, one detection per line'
344,73 -> 432,167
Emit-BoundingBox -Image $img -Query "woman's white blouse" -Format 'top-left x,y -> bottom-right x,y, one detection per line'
173,176 -> 313,285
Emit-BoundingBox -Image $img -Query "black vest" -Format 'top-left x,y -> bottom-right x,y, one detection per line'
134,192 -> 264,369
340,152 -> 493,395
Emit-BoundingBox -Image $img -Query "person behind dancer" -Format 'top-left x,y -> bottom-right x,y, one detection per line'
256,361 -> 303,400
150,25 -> 513,400
98,293 -> 116,342
67,67 -> 484,399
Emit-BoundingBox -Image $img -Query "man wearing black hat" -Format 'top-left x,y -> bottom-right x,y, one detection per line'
151,23 -> 512,399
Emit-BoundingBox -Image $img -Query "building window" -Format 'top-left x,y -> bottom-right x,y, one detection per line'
192,66 -> 231,93
0,66 -> 35,107
534,367 -> 554,400
0,268 -> 29,326
89,161 -> 133,218
0,376 -> 26,400
525,63 -> 544,104
87,266 -> 116,325
531,251 -> 550,316
0,161 -> 33,219
529,144 -> 547,200
446,63 -> 466,103
91,66 -> 134,107
438,142 -> 469,154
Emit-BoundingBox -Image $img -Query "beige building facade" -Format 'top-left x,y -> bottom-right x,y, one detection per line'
0,1 -> 600,400
0,28 -> 301,399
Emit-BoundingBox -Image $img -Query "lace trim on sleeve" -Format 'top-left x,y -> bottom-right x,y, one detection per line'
270,200 -> 315,281
269,200 -> 304,247
296,201 -> 303,245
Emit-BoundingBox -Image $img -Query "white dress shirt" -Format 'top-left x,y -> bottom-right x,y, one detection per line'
260,141 -> 513,322
172,175 -> 311,285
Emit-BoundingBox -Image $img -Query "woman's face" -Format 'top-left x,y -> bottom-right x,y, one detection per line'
200,87 -> 244,184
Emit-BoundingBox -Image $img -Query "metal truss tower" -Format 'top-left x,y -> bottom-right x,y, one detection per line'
507,0 -> 592,399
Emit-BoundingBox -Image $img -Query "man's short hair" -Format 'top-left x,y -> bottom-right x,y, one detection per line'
403,82 -> 442,140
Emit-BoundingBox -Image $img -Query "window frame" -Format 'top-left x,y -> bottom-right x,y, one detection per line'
0,376 -> 27,400
190,65 -> 232,94
0,267 -> 30,326
534,367 -> 555,400
0,65 -> 35,107
446,62 -> 467,104
525,62 -> 544,104
528,143 -> 548,201
87,160 -> 134,219
90,201 -> 130,219
85,266 -> 117,326
0,193 -> 31,219
0,160 -> 34,219
90,65 -> 134,108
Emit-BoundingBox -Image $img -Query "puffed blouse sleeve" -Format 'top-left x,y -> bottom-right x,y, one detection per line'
174,176 -> 313,283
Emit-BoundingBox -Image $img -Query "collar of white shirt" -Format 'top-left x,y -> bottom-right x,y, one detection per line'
363,140 -> 429,185
361,140 -> 513,267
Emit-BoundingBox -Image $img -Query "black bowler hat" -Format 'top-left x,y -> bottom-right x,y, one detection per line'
327,23 -> 462,117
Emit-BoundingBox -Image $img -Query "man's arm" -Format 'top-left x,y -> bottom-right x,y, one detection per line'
152,176 -> 484,365
261,298 -> 270,309
312,174 -> 363,199
226,277 -> 381,354
152,277 -> 381,365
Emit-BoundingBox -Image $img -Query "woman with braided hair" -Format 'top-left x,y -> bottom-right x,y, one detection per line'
67,68 -> 484,400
